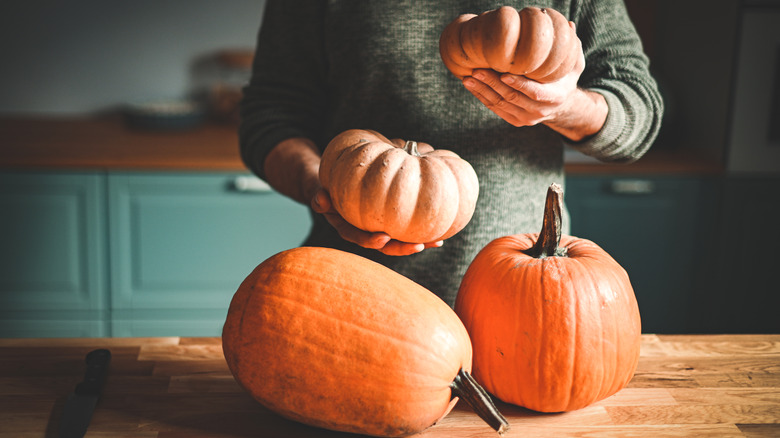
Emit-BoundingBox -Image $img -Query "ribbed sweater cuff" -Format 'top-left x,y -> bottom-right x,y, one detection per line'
565,88 -> 627,161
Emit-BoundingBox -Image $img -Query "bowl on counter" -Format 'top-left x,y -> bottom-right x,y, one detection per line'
124,98 -> 207,130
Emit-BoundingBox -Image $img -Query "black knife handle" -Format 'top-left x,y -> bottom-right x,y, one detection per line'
75,349 -> 111,396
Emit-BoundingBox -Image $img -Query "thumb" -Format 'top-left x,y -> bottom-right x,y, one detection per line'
311,188 -> 332,213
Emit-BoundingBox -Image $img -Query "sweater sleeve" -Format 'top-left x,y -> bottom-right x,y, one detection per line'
567,0 -> 664,163
239,0 -> 328,181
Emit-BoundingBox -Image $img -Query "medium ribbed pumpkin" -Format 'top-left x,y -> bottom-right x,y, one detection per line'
454,184 -> 641,413
222,247 -> 508,437
440,6 -> 581,83
319,129 -> 479,244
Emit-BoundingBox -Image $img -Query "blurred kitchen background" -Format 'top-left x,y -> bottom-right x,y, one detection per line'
0,0 -> 778,338
0,0 -> 261,116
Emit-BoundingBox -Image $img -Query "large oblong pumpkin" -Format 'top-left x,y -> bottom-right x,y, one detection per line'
319,129 -> 479,244
440,6 -> 581,83
455,184 -> 641,413
223,246 -> 508,437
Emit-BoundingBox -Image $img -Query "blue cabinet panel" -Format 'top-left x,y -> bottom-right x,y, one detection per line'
0,172 -> 108,337
1,171 -> 311,338
565,176 -> 718,334
108,173 -> 311,318
110,309 -> 230,337
696,176 -> 780,333
0,310 -> 109,338
5,169 -> 749,336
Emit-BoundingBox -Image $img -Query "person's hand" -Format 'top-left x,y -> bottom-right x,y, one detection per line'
461,43 -> 586,129
311,189 -> 443,256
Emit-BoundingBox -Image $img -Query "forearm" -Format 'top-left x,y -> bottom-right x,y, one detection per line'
263,137 -> 321,205
238,0 -> 327,190
543,87 -> 608,142
565,0 -> 663,162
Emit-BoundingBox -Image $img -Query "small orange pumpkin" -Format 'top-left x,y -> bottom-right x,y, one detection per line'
223,247 -> 508,437
319,129 -> 479,244
440,6 -> 581,83
455,184 -> 641,413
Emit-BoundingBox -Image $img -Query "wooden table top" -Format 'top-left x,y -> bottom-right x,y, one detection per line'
1,335 -> 778,437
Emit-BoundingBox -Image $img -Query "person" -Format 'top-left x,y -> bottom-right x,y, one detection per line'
239,0 -> 663,307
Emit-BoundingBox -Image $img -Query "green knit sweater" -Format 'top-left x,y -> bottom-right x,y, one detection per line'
240,0 -> 663,306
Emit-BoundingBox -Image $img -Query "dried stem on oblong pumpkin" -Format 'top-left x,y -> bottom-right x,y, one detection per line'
525,183 -> 568,259
450,369 -> 510,435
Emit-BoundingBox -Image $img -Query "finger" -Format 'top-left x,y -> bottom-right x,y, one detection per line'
379,240 -> 426,256
566,21 -> 586,76
471,68 -> 507,92
362,232 -> 394,250
322,212 -> 392,249
464,80 -> 531,126
315,190 -> 396,251
478,89 -> 543,126
489,105 -> 533,127
571,33 -> 585,74
311,189 -> 332,213
475,69 -> 538,106
463,76 -> 515,112
501,74 -> 558,104
466,70 -> 540,112
342,226 -> 392,250
380,239 -> 443,256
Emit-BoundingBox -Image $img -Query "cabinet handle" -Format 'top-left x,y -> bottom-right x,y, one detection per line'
233,176 -> 272,193
609,179 -> 655,195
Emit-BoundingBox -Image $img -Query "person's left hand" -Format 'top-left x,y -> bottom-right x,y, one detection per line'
311,189 -> 443,256
461,47 -> 585,128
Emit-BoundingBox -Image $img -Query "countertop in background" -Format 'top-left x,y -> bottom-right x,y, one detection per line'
0,116 -> 724,175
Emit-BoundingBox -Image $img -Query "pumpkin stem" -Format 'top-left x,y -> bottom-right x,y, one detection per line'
403,140 -> 421,157
450,369 -> 510,435
525,183 -> 568,258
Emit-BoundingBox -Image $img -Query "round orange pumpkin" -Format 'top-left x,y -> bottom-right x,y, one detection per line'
439,6 -> 582,83
223,246 -> 508,437
319,129 -> 479,244
454,184 -> 641,413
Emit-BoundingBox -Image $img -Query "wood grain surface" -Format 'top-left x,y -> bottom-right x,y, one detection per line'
0,116 -> 723,174
1,335 -> 777,437
0,116 -> 244,171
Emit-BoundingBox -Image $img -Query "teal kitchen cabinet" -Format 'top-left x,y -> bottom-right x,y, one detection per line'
694,176 -> 780,334
107,172 -> 311,337
5,169 -> 755,336
564,175 -> 719,334
0,172 -> 109,337
0,170 -> 311,338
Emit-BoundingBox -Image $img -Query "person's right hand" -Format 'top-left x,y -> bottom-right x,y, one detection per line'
311,189 -> 443,256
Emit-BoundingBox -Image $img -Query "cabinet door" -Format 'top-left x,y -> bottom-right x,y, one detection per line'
0,171 -> 108,337
108,172 -> 310,336
565,176 -> 717,334
698,176 -> 780,333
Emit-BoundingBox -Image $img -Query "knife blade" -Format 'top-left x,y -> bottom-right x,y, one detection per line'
59,348 -> 111,438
